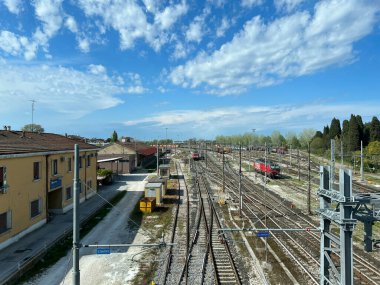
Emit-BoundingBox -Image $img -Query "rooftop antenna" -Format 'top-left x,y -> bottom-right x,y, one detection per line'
30,99 -> 36,132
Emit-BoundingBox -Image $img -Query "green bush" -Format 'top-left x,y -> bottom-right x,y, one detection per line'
97,169 -> 113,176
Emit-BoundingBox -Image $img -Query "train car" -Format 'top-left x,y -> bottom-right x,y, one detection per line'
192,151 -> 200,160
253,159 -> 281,178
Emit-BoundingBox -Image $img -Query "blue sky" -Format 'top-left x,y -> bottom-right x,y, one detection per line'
0,0 -> 380,141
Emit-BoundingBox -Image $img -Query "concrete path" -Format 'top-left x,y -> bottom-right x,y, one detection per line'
0,174 -> 147,285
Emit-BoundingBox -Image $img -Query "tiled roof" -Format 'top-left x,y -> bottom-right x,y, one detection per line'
117,142 -> 156,156
0,130 -> 98,155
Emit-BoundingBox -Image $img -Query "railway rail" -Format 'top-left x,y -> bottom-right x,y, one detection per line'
203,151 -> 380,284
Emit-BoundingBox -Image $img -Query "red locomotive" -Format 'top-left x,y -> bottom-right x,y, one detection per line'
192,151 -> 200,160
253,159 -> 281,177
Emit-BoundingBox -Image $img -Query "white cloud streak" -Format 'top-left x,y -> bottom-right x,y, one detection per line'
123,102 -> 380,136
0,61 -> 124,118
171,0 -> 380,94
274,0 -> 305,12
1,0 -> 22,14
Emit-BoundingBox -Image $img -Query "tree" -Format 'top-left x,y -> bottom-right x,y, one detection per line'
111,130 -> 118,142
342,119 -> 350,151
298,128 -> 316,148
329,117 -> 341,139
310,137 -> 326,155
356,115 -> 364,142
271,130 -> 286,146
22,124 -> 44,133
348,114 -> 360,151
314,131 -> 323,138
370,116 -> 380,142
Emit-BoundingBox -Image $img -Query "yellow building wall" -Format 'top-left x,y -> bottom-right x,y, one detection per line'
0,150 -> 98,246
0,155 -> 46,244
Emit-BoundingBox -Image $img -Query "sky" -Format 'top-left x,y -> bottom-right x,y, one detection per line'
0,0 -> 380,141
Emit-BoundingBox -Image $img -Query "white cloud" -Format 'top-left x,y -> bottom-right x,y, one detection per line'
78,37 -> 90,52
241,0 -> 262,8
123,102 -> 380,136
1,0 -> 22,14
78,0 -> 188,52
33,0 -> 64,44
216,17 -> 230,37
172,41 -> 188,59
88,64 -> 106,75
65,16 -> 78,33
155,1 -> 188,30
186,15 -> 204,43
274,0 -> 304,12
0,61 -> 124,118
171,0 -> 380,94
126,72 -> 148,94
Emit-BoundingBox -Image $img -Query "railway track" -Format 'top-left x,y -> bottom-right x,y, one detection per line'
204,152 -> 380,284
161,162 -> 189,285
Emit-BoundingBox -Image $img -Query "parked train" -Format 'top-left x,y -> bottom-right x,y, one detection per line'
192,151 -> 200,160
215,146 -> 232,154
253,159 -> 281,177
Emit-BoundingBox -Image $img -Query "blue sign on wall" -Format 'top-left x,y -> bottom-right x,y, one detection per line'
256,231 -> 270,238
96,248 -> 111,254
50,178 -> 62,190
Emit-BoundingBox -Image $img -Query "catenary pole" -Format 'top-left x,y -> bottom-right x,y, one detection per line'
239,144 -> 242,217
308,141 -> 311,214
156,140 -> 159,176
73,144 -> 80,285
360,140 -> 364,182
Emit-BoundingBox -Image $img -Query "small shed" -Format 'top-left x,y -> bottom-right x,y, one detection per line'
145,182 -> 164,204
149,176 -> 167,195
159,164 -> 170,177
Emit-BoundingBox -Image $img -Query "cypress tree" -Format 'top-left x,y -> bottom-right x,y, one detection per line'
356,115 -> 364,141
349,114 -> 360,151
329,117 -> 341,139
342,119 -> 349,151
363,123 -> 370,146
370,116 -> 380,142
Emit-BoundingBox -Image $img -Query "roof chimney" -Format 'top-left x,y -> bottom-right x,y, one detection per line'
3,126 -> 7,130
7,126 -> 11,131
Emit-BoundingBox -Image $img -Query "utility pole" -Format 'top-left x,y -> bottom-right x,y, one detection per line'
222,150 -> 225,195
330,139 -> 335,189
73,144 -> 80,285
156,140 -> 159,176
30,99 -> 36,132
205,142 -> 208,168
264,143 -> 268,263
360,140 -> 364,182
297,149 -> 300,181
308,142 -> 311,214
239,144 -> 242,217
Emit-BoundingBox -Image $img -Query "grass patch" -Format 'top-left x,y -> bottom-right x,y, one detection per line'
14,190 -> 127,285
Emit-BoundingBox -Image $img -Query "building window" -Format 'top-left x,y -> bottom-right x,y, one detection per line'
30,199 -> 41,218
52,159 -> 58,175
79,157 -> 82,169
33,162 -> 40,180
87,155 -> 91,167
67,157 -> 72,172
0,166 -> 5,189
66,186 -> 72,200
0,211 -> 11,234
